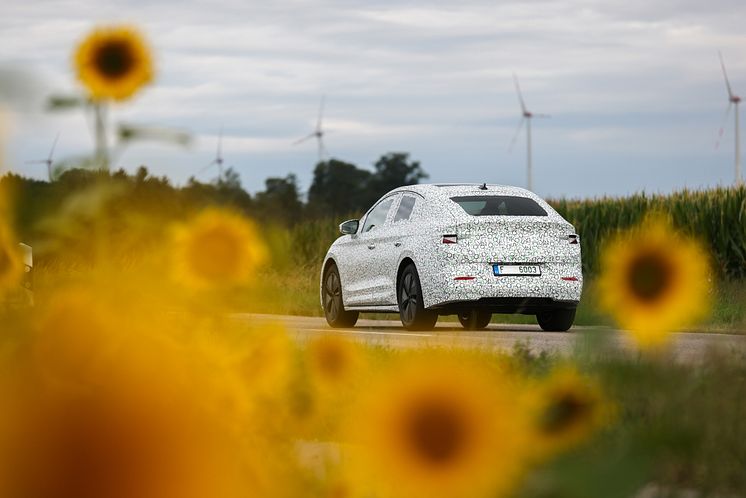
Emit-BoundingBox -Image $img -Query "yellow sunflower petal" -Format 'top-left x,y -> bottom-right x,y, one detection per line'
0,222 -> 24,292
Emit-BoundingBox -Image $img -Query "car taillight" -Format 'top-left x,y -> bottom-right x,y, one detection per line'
442,234 -> 458,244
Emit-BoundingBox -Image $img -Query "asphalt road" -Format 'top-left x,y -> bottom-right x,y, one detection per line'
235,314 -> 746,363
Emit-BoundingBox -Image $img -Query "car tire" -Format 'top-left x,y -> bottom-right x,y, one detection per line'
398,264 -> 438,331
322,264 -> 359,328
536,308 -> 576,332
457,310 -> 492,330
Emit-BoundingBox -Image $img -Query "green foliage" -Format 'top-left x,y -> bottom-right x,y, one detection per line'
307,153 -> 428,217
1,168 -> 253,263
307,159 -> 373,217
520,350 -> 746,497
550,186 -> 746,280
253,174 -> 303,226
367,152 -> 428,202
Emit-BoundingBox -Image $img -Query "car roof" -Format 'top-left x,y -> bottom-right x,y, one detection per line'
389,183 -> 539,199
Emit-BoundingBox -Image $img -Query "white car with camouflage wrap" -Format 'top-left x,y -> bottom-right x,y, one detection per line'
320,184 -> 583,331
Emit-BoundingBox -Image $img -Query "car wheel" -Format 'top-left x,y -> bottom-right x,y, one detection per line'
398,264 -> 438,331
536,308 -> 576,332
322,264 -> 359,328
457,310 -> 492,330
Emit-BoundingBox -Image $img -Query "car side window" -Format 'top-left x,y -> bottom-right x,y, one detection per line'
361,197 -> 394,233
393,195 -> 417,222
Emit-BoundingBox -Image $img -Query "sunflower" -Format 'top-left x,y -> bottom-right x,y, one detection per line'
0,223 -> 24,292
346,358 -> 530,498
172,209 -> 268,290
5,295 -> 267,498
74,25 -> 154,101
306,334 -> 362,390
238,323 -> 293,395
32,287 -> 128,390
7,342 -> 261,498
527,366 -> 610,459
597,216 -> 711,349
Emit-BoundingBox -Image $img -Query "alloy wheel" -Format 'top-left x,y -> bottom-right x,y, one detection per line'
324,271 -> 341,321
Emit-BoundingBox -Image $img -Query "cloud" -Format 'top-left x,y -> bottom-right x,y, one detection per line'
2,0 -> 745,196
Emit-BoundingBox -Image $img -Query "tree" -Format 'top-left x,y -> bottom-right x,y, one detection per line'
308,160 -> 372,217
253,174 -> 303,226
218,167 -> 242,190
366,152 -> 428,205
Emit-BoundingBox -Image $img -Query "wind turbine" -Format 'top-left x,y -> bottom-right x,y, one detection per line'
294,96 -> 329,163
716,52 -> 742,186
508,74 -> 549,191
198,127 -> 225,181
25,132 -> 60,181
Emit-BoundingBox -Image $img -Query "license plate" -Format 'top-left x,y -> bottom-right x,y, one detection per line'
493,264 -> 541,276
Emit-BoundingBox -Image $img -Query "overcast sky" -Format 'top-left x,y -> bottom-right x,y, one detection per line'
1,0 -> 745,199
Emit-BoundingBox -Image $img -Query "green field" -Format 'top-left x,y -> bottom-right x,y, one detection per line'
5,173 -> 745,330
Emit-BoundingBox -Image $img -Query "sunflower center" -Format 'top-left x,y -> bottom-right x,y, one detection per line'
626,250 -> 674,303
93,40 -> 135,79
318,345 -> 345,378
186,227 -> 242,282
404,398 -> 467,466
540,392 -> 590,435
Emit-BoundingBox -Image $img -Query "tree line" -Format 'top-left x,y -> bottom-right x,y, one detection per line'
1,152 -> 428,243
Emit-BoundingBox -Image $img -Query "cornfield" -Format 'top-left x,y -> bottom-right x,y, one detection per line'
550,186 -> 746,279
287,186 -> 746,281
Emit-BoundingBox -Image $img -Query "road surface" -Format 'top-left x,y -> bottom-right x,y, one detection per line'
234,314 -> 746,363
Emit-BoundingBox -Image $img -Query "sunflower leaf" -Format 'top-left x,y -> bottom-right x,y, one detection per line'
46,94 -> 87,111
116,123 -> 191,146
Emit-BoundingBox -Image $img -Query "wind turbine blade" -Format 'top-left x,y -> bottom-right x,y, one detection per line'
293,133 -> 316,145
197,160 -> 218,175
715,102 -> 733,149
48,132 -> 60,161
719,51 -> 735,99
25,160 -> 47,165
507,117 -> 526,152
534,113 -> 551,119
217,127 -> 223,159
317,95 -> 326,131
513,73 -> 527,114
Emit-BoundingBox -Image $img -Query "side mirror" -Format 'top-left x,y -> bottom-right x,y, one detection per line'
339,219 -> 359,235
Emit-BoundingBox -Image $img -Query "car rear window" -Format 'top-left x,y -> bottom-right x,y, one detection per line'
450,196 -> 548,216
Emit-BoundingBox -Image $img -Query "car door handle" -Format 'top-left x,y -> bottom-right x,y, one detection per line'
394,242 -> 401,247
367,244 -> 376,250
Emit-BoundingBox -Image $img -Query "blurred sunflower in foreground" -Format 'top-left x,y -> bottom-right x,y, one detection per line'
0,222 -> 23,292
527,366 -> 611,459
306,334 -> 362,390
1,293 -> 265,498
598,216 -> 711,349
75,25 -> 154,101
347,359 -> 530,498
172,208 -> 268,289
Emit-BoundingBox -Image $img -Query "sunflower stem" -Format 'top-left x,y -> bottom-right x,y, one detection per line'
93,102 -> 109,171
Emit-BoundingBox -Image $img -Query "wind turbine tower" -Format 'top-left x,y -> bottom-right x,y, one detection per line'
717,52 -> 742,186
509,74 -> 549,192
25,133 -> 60,181
294,96 -> 328,163
198,128 -> 225,181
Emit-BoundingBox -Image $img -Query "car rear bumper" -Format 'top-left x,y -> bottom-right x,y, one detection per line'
421,261 -> 583,310
430,297 -> 579,315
